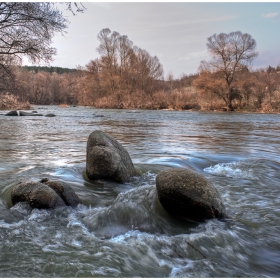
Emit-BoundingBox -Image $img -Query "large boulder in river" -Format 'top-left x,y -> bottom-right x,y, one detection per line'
86,130 -> 139,183
12,181 -> 65,209
11,179 -> 80,209
156,169 -> 227,221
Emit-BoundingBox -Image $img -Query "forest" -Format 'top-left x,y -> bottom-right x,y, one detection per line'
0,3 -> 279,113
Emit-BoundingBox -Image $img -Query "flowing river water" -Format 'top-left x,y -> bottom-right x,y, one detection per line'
0,106 -> 280,277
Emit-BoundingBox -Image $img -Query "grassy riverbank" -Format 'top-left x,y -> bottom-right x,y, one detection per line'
1,92 -> 279,114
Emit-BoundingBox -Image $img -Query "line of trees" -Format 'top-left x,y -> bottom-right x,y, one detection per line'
5,59 -> 278,112
22,66 -> 77,74
0,21 -> 280,112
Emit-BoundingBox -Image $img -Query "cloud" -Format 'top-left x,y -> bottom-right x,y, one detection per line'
262,12 -> 278,18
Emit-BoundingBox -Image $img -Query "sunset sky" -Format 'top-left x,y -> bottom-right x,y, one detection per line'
48,2 -> 280,78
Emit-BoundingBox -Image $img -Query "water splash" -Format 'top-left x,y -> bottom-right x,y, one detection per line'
204,161 -> 254,179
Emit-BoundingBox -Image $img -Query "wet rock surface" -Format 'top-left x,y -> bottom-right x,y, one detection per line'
5,110 -> 56,117
11,179 -> 80,209
19,111 -> 43,116
5,110 -> 18,116
40,178 -> 80,207
156,168 -> 227,221
86,130 -> 139,183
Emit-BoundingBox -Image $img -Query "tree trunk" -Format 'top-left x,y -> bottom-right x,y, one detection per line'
227,103 -> 234,111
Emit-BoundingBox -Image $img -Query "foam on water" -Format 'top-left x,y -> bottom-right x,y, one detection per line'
204,161 -> 255,179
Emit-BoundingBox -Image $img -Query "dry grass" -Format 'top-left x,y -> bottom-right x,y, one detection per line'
91,88 -> 200,110
59,104 -> 69,108
0,94 -> 31,110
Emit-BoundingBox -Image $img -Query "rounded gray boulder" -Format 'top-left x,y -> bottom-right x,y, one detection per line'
11,181 -> 66,209
86,130 -> 139,183
40,178 -> 80,207
156,169 -> 227,221
11,179 -> 81,209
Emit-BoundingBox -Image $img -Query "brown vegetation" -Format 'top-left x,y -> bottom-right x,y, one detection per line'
0,93 -> 30,110
0,28 -> 280,113
59,104 -> 69,108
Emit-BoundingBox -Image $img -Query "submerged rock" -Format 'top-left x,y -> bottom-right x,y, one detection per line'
19,111 -> 43,116
86,130 -> 139,183
45,113 -> 56,117
156,168 -> 227,221
6,110 -> 44,116
11,179 -> 80,209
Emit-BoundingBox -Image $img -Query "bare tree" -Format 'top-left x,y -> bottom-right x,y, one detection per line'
65,2 -> 86,15
132,47 -> 163,93
97,28 -> 120,94
199,31 -> 258,110
117,35 -> 134,76
0,2 -> 85,96
0,3 -> 69,65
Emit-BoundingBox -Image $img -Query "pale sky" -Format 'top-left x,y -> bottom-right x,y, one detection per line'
46,2 -> 280,79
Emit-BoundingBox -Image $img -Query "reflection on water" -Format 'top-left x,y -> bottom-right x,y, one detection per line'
0,106 -> 280,277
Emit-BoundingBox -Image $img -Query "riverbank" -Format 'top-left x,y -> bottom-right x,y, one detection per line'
0,94 -> 31,110
1,99 -> 279,114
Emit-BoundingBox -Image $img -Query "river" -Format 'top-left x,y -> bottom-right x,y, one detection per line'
0,106 -> 280,277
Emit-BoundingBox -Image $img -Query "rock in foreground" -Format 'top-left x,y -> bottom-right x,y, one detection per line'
86,130 -> 139,183
156,169 -> 227,221
40,178 -> 80,207
11,179 -> 80,209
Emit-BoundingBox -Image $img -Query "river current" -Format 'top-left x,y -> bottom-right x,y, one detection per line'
0,106 -> 280,277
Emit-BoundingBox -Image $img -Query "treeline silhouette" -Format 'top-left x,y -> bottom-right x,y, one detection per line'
22,66 -> 77,74
1,29 -> 280,112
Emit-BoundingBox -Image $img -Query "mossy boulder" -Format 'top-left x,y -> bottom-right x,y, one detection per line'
156,169 -> 227,221
86,130 -> 139,183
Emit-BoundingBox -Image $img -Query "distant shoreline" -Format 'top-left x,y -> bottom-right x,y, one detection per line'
2,105 -> 279,115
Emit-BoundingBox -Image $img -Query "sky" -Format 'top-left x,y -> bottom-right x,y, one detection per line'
45,2 -> 280,79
